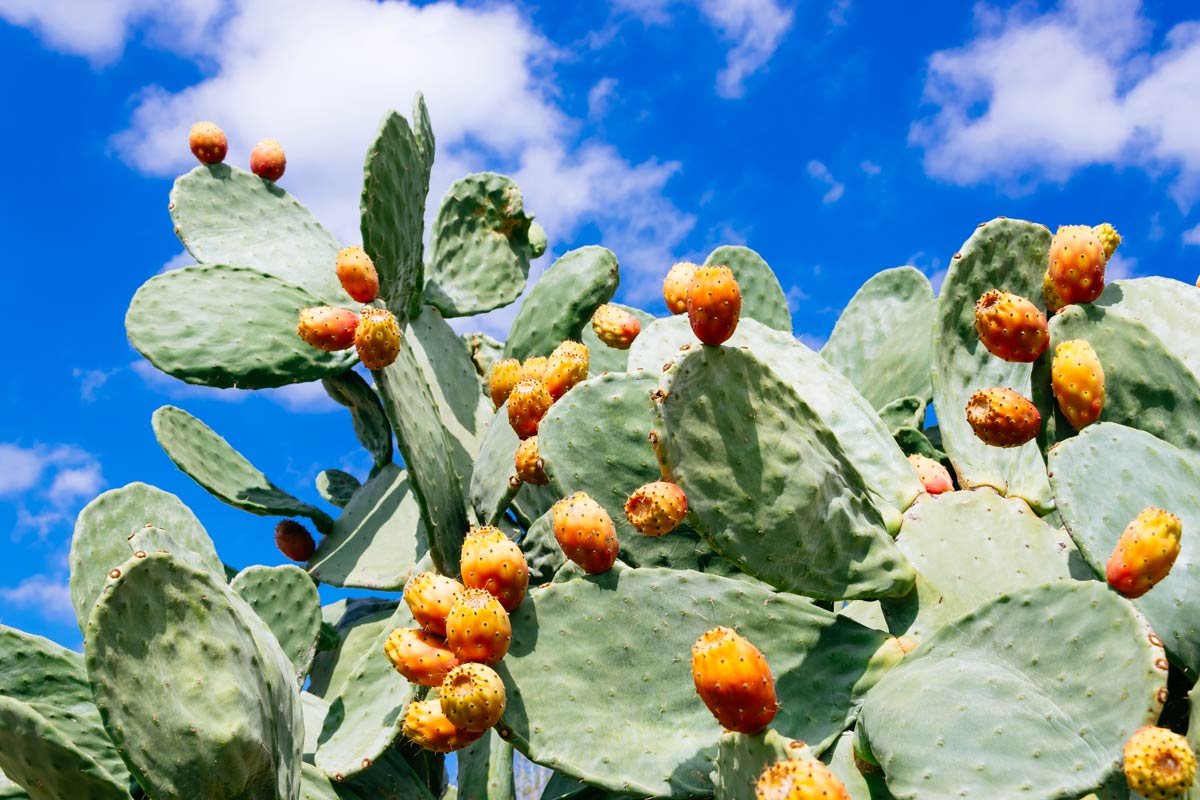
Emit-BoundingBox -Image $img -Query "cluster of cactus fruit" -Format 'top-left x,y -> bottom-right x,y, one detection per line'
5,93 -> 1200,800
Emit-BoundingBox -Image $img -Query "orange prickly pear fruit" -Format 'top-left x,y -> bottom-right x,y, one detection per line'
460,526 -> 529,612
297,306 -> 359,352
974,290 -> 1049,362
1106,507 -> 1182,599
188,121 -> 227,164
488,358 -> 522,408
663,262 -> 699,314
274,520 -> 316,561
404,571 -> 465,636
591,304 -> 641,350
519,356 -> 550,383
906,454 -> 953,494
402,699 -> 485,753
335,246 -> 379,304
1043,270 -> 1067,315
355,307 -> 402,370
965,387 -> 1040,447
514,436 -> 548,485
249,138 -> 286,182
691,626 -> 777,734
1051,339 -> 1105,430
1123,725 -> 1196,800
439,662 -> 507,732
551,492 -> 620,574
445,588 -> 512,665
624,481 -> 687,537
507,379 -> 553,440
383,627 -> 461,686
1048,224 -> 1105,304
755,758 -> 852,800
687,265 -> 742,345
1093,222 -> 1121,260
544,341 -> 590,400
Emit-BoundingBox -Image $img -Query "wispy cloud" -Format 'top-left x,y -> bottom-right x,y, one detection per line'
1105,252 -> 1140,280
0,572 -> 75,625
72,367 -> 117,401
0,443 -> 105,541
860,159 -> 881,176
587,77 -> 618,120
806,160 -> 845,204
1183,223 -> 1200,246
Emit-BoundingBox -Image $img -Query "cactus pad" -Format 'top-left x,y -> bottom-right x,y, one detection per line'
230,565 -> 322,685
702,246 -> 791,332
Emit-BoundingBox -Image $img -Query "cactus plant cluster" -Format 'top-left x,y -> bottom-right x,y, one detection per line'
4,93 -> 1200,800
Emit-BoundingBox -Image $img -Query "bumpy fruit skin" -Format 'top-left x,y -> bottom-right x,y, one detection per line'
461,526 -> 529,611
507,379 -> 553,440
335,246 -> 380,303
691,626 -> 778,734
551,492 -> 620,574
965,387 -> 1041,448
1048,224 -> 1105,304
1043,270 -> 1067,315
663,262 -> 699,314
519,356 -> 550,383
514,436 -> 548,485
973,290 -> 1049,362
274,520 -> 316,561
544,340 -> 590,400
445,588 -> 512,665
1123,725 -> 1196,800
755,758 -> 851,800
591,304 -> 641,350
249,138 -> 286,181
1051,339 -> 1105,430
1107,507 -> 1183,599
439,663 -> 507,732
488,358 -> 522,407
906,454 -> 953,494
297,306 -> 359,352
188,121 -> 227,164
687,265 -> 742,345
1093,222 -> 1122,260
624,481 -> 687,536
383,627 -> 461,686
404,572 -> 465,636
355,307 -> 402,370
402,699 -> 485,753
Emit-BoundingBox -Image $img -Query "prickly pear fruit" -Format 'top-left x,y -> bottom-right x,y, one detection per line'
906,454 -> 953,494
591,304 -> 641,350
973,290 -> 1049,362
1048,224 -> 1105,304
383,627 -> 461,686
404,571 -> 465,636
355,307 -> 402,370
543,340 -> 590,400
1106,507 -> 1182,599
551,491 -> 620,574
965,387 -> 1040,448
507,379 -> 553,440
624,481 -> 687,537
488,358 -> 522,407
1043,270 -> 1067,315
297,306 -> 359,352
188,121 -> 227,164
519,356 -> 549,383
335,246 -> 380,304
1123,725 -> 1196,800
445,588 -> 512,665
249,138 -> 286,182
663,261 -> 699,314
691,626 -> 777,734
439,662 -> 507,732
460,526 -> 529,612
1093,222 -> 1121,260
755,758 -> 851,800
514,436 -> 548,485
274,519 -> 316,561
1051,339 -> 1105,430
687,265 -> 742,345
402,699 -> 485,753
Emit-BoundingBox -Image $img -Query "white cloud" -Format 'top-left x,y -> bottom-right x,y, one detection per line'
1183,223 -> 1200,245
860,159 -> 881,175
828,0 -> 851,27
131,360 -> 341,413
72,367 -> 117,401
0,573 -> 74,624
0,443 -> 98,497
806,160 -> 844,204
159,250 -> 197,273
797,332 -> 827,350
1105,252 -> 1139,279
587,77 -> 618,120
261,381 -> 340,413
0,443 -> 105,541
46,464 -> 105,507
785,284 -> 809,311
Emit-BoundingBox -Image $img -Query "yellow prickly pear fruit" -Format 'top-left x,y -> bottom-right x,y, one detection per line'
544,340 -> 590,401
1123,725 -> 1196,799
507,379 -> 553,440
460,526 -> 529,612
691,627 -> 777,735
1051,339 -> 1105,430
624,481 -> 687,536
401,699 -> 485,753
906,454 -> 953,494
354,307 -> 401,370
188,121 -> 227,164
551,491 -> 620,574
249,138 -> 286,182
687,265 -> 742,346
663,261 -> 699,314
383,627 -> 461,686
519,356 -> 550,383
1048,224 -> 1105,304
973,290 -> 1049,363
439,662 -> 507,732
335,246 -> 379,304
404,571 -> 464,636
297,307 -> 359,352
488,358 -> 522,408
1106,507 -> 1183,599
755,757 -> 851,800
514,436 -> 548,485
591,304 -> 642,350
965,387 -> 1041,448
444,588 -> 512,665
1092,222 -> 1121,261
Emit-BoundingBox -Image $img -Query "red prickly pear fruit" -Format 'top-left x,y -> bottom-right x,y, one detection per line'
551,491 -> 620,574
335,246 -> 380,304
1043,270 -> 1067,315
1123,725 -> 1196,800
404,571 -> 465,636
383,627 -> 461,686
507,379 -> 553,440
513,436 -> 548,486
488,358 -> 522,407
445,588 -> 512,665
973,290 -> 1049,363
687,265 -> 742,346
460,526 -> 529,612
249,138 -> 286,182
355,307 -> 402,370
439,662 -> 507,732
965,387 -> 1040,448
1051,339 -> 1105,430
188,121 -> 227,164
543,341 -> 590,401
663,262 -> 699,314
1093,222 -> 1121,261
906,454 -> 953,495
624,481 -> 687,537
401,699 -> 485,753
1048,224 -> 1105,304
297,306 -> 359,352
591,304 -> 641,350
1106,507 -> 1182,599
519,356 -> 550,383
274,519 -> 316,561
755,758 -> 852,800
691,626 -> 778,734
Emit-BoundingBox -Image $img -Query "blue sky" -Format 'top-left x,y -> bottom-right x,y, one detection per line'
1,0 -> 1198,649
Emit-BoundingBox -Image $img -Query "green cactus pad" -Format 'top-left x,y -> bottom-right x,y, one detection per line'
822,267 -> 936,411
152,405 -> 334,534
300,763 -> 340,800
876,396 -> 926,433
653,346 -> 914,600
470,405 -> 522,527
503,246 -> 620,361
316,469 -> 361,508
858,581 -> 1167,800
930,218 -> 1054,511
457,732 -> 515,800
127,263 -> 358,389
711,729 -> 806,800
581,304 -> 656,376
425,173 -> 533,317
300,692 -> 330,760
0,770 -> 28,800
308,463 -> 427,591
230,565 -> 322,685
463,332 -> 505,379
307,598 -> 398,700
892,426 -> 948,463
702,246 -> 791,332
323,371 -> 393,470
85,552 -> 302,800
499,564 -> 892,798
528,221 -> 548,258
1090,277 -> 1200,375
521,510 -> 566,585
821,731 -> 896,800
413,92 -> 435,182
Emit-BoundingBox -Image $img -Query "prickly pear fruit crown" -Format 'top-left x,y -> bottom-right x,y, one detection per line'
1107,507 -> 1183,600
249,137 -> 286,182
438,662 -> 507,733
691,626 -> 778,735
354,306 -> 402,370
973,289 -> 1049,363
965,387 -> 1041,448
663,261 -> 699,314
273,519 -> 316,562
1123,725 -> 1196,800
686,265 -> 742,346
906,454 -> 953,495
460,526 -> 529,612
402,699 -> 485,754
445,588 -> 512,665
551,491 -> 620,574
507,378 -> 553,440
383,627 -> 461,687
1048,224 -> 1106,304
297,306 -> 359,352
187,121 -> 227,164
1093,222 -> 1122,260
755,758 -> 852,800
591,304 -> 642,350
513,436 -> 548,486
1051,338 -> 1106,431
334,245 -> 380,304
488,358 -> 522,407
624,481 -> 687,537
544,340 -> 590,400
519,355 -> 550,383
404,571 -> 465,636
